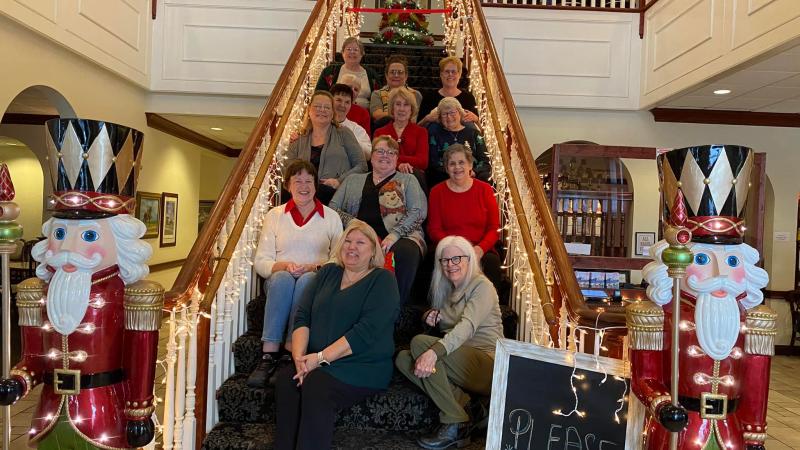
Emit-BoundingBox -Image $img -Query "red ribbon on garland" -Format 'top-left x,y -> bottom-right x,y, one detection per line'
347,7 -> 453,13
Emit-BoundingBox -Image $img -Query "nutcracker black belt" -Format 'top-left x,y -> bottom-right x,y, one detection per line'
44,369 -> 125,395
679,394 -> 739,420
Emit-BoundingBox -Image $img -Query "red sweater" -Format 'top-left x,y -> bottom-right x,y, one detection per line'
374,122 -> 429,170
347,105 -> 371,135
427,179 -> 500,253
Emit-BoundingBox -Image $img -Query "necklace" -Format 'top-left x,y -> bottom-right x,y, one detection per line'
342,268 -> 370,287
447,128 -> 463,143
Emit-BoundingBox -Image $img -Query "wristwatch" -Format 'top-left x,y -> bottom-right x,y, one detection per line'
317,351 -> 330,367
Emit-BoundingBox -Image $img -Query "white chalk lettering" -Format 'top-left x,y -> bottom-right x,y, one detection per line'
565,426 -> 583,450
547,424 -> 562,450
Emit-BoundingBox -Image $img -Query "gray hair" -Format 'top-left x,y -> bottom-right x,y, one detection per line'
437,97 -> 465,117
429,236 -> 482,309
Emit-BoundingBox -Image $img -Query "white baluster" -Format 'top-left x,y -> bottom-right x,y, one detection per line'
162,309 -> 177,450
172,307 -> 188,450
181,296 -> 199,450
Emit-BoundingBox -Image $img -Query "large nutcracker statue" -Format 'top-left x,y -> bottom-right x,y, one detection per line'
628,145 -> 776,450
0,119 -> 163,449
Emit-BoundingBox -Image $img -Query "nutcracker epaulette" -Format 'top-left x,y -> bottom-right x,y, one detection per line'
626,300 -> 664,351
16,277 -> 45,327
124,280 -> 165,331
745,304 -> 777,356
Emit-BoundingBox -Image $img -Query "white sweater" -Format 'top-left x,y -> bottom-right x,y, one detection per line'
341,118 -> 372,160
253,203 -> 343,278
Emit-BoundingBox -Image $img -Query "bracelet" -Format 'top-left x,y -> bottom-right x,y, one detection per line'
317,351 -> 330,367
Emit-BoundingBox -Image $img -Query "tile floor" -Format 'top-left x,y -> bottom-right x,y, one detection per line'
3,350 -> 799,449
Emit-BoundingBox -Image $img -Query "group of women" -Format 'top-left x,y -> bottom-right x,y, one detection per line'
250,37 -> 505,450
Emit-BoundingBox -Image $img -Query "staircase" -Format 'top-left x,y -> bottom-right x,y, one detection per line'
157,0 -> 626,448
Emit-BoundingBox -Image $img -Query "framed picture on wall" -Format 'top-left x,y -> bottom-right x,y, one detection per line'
198,200 -> 216,233
135,191 -> 161,239
160,192 -> 179,248
635,231 -> 656,256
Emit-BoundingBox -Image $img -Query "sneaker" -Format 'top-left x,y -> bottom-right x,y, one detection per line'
246,353 -> 279,388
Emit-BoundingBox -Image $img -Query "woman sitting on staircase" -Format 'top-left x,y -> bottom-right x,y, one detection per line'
285,90 -> 367,204
426,97 -> 491,187
248,160 -> 343,388
370,54 -> 423,128
274,219 -> 400,450
418,56 -> 479,127
315,36 -> 381,109
395,236 -> 503,450
374,86 -> 430,190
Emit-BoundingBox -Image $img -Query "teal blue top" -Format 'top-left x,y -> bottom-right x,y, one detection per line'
293,263 -> 399,389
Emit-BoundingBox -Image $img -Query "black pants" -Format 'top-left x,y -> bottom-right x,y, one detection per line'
274,366 -> 379,450
391,238 -> 422,305
481,251 -> 503,294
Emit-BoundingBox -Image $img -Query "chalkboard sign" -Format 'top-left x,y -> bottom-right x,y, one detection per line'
486,339 -> 644,450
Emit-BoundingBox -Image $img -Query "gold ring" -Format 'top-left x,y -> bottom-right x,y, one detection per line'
431,368 -> 437,374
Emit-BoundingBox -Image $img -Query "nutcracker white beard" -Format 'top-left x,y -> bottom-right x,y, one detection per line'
687,274 -> 745,361
44,250 -> 102,336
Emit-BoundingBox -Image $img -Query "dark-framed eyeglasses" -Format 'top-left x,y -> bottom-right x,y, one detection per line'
373,148 -> 398,156
439,255 -> 469,266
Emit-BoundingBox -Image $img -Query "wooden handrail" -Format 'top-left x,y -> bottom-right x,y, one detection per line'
468,0 -> 625,327
164,0 -> 328,311
463,21 -> 557,333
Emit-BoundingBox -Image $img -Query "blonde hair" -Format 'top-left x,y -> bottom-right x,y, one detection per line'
372,135 -> 400,153
388,87 -> 418,119
301,91 -> 338,135
329,219 -> 385,269
439,56 -> 463,73
341,36 -> 365,56
429,236 -> 482,309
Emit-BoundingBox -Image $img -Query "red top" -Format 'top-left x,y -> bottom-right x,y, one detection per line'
285,198 -> 325,226
427,179 -> 499,253
374,122 -> 429,170
347,105 -> 371,135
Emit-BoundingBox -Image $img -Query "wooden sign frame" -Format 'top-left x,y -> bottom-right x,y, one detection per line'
486,339 -> 644,450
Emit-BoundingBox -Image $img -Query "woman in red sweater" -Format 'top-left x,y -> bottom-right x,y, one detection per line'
374,87 -> 429,191
427,144 -> 502,289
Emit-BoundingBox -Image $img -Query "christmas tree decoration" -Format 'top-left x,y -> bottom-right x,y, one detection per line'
372,0 -> 435,46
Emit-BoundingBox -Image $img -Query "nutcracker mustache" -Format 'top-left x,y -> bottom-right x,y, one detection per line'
688,275 -> 742,361
45,253 -> 97,336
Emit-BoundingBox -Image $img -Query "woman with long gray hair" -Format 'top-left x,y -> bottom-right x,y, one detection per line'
395,236 -> 503,450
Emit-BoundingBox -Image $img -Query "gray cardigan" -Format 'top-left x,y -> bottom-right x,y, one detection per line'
330,171 -> 427,253
286,126 -> 367,183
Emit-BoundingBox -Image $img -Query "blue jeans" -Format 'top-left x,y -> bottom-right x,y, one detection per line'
262,271 -> 316,344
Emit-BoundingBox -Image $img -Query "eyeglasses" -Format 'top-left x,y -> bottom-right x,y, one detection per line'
442,69 -> 459,76
344,47 -> 361,53
373,148 -> 398,156
311,104 -> 332,111
439,255 -> 469,266
440,110 -> 459,118
388,70 -> 406,76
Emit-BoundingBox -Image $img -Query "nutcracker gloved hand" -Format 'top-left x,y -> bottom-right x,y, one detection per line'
656,402 -> 688,432
127,418 -> 156,447
0,378 -> 23,405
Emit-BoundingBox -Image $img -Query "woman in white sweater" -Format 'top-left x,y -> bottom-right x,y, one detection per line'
248,160 -> 343,387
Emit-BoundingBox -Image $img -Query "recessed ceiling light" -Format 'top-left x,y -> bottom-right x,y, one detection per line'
713,89 -> 732,95
210,127 -> 223,131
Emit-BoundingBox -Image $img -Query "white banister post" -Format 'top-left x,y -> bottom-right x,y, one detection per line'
181,296 -> 199,450
172,306 -> 188,450
162,308 -> 177,450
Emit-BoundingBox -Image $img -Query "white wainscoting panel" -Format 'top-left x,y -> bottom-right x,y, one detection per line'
484,8 -> 641,110
150,0 -> 314,96
641,0 -> 800,108
642,0 -> 725,96
731,0 -> 800,50
1,0 -> 150,86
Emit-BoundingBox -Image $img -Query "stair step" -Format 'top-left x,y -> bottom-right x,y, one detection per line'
233,333 -> 263,375
217,371 -> 439,430
203,422 -> 488,450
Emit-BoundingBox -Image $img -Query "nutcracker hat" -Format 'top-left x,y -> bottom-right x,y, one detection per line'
658,145 -> 754,244
45,118 -> 144,219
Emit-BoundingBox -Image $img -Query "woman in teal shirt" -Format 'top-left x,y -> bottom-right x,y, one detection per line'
274,219 -> 400,450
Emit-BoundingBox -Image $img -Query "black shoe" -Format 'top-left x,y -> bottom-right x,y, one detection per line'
469,399 -> 489,432
246,353 -> 279,388
417,422 -> 471,449
268,354 -> 293,385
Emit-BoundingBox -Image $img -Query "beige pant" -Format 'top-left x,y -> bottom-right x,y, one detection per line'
395,334 -> 494,423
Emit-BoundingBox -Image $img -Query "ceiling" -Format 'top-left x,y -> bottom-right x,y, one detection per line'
5,89 -> 59,115
153,114 -> 257,149
660,41 -> 800,113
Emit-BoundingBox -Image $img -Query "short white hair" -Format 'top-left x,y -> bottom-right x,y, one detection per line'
642,239 -> 768,309
32,215 -> 152,285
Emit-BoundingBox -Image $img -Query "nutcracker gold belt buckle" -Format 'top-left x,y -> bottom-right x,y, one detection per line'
53,368 -> 81,395
700,392 -> 728,420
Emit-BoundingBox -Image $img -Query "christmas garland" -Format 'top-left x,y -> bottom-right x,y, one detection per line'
371,0 -> 435,46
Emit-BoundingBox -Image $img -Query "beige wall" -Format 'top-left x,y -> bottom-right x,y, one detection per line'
518,107 -> 800,291
0,143 -> 43,241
